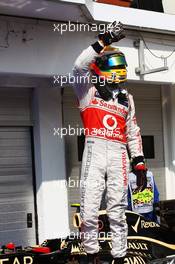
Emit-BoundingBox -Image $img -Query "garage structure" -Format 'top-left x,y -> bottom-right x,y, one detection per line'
0,74 -> 70,246
0,87 -> 36,246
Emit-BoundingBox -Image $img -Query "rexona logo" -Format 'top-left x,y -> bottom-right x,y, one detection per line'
131,217 -> 159,233
0,256 -> 33,264
141,220 -> 159,229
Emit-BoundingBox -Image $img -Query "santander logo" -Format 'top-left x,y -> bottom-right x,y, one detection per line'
91,99 -> 98,105
103,115 -> 117,130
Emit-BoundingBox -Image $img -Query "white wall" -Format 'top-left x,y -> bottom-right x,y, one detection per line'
33,80 -> 70,242
0,16 -> 175,84
162,85 -> 175,199
162,0 -> 175,15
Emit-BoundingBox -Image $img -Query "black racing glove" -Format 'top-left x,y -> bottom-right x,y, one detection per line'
131,156 -> 147,192
98,21 -> 125,46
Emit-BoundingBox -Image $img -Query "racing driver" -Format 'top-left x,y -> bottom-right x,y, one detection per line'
72,21 -> 147,264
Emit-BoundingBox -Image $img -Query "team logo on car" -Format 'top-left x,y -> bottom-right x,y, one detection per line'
103,115 -> 117,130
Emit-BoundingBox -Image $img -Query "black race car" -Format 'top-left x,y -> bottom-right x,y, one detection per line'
0,204 -> 175,264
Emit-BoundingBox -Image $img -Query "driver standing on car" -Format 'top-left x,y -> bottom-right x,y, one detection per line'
73,21 -> 147,264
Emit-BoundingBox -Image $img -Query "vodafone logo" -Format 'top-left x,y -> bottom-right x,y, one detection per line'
103,115 -> 117,130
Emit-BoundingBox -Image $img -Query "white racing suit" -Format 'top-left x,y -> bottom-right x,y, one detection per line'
73,46 -> 143,258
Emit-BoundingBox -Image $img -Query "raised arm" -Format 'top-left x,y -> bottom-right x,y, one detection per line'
72,21 -> 125,100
